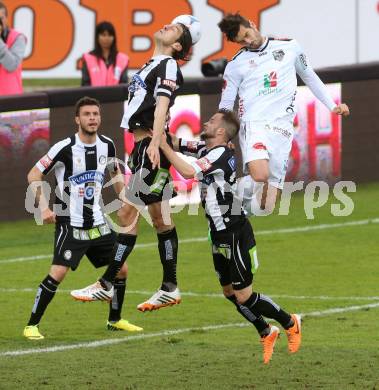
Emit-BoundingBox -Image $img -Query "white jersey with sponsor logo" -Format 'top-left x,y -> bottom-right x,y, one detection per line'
219,38 -> 336,124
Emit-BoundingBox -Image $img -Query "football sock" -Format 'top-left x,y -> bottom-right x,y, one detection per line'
157,228 -> 178,292
108,278 -> 126,322
27,275 -> 59,326
101,234 -> 136,285
243,292 -> 293,329
226,294 -> 270,336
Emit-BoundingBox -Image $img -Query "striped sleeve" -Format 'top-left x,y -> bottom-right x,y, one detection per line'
35,137 -> 71,175
156,58 -> 180,98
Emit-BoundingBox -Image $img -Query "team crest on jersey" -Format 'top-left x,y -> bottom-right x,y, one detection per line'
39,155 -> 53,169
98,155 -> 106,165
84,184 -> 96,200
272,50 -> 285,61
195,157 -> 212,172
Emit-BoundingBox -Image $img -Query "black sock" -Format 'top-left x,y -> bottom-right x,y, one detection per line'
108,278 -> 126,322
157,228 -> 178,292
101,234 -> 136,285
27,275 -> 59,326
226,294 -> 270,336
243,292 -> 293,329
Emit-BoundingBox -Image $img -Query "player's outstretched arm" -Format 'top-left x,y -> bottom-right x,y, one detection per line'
294,42 -> 350,116
160,135 -> 196,179
27,166 -> 56,224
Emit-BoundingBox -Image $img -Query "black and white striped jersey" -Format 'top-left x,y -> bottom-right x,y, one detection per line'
179,139 -> 245,232
36,133 -> 118,228
121,55 -> 183,131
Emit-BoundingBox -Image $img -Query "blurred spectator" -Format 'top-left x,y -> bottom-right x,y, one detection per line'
81,21 -> 129,86
0,1 -> 26,95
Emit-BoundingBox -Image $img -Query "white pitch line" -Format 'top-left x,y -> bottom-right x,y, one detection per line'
1,302 -> 379,358
0,288 -> 378,302
1,217 -> 379,265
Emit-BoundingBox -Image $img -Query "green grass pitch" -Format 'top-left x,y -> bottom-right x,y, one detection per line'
0,183 -> 378,389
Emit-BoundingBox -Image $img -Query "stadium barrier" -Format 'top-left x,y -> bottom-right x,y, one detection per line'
1,62 -> 379,221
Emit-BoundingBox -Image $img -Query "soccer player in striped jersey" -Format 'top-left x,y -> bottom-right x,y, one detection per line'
23,97 -> 142,340
159,110 -> 301,364
71,21 -> 197,311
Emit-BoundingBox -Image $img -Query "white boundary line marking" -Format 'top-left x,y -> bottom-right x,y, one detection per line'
0,288 -> 378,301
2,302 -> 379,357
1,217 -> 379,265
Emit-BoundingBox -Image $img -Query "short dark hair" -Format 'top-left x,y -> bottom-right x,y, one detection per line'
0,2 -> 7,16
218,109 -> 240,141
172,23 -> 192,61
75,96 -> 100,116
218,13 -> 250,42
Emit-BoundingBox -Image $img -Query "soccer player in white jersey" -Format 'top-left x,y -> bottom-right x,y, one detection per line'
23,97 -> 142,340
218,13 -> 350,215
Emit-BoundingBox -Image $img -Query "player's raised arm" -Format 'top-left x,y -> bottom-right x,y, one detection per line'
294,41 -> 350,116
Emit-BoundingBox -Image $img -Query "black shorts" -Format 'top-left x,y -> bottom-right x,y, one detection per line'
210,219 -> 258,290
53,223 -> 116,271
125,134 -> 176,206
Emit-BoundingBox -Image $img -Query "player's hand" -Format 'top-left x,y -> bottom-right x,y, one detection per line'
147,143 -> 160,169
333,103 -> 350,117
42,208 -> 56,224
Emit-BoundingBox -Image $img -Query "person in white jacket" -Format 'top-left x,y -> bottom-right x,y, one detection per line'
218,13 -> 350,216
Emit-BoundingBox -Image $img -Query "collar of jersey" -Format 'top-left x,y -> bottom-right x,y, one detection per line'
75,133 -> 98,148
151,54 -> 172,60
243,37 -> 269,53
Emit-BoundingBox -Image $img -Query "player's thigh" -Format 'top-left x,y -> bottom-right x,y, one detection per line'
247,159 -> 270,183
53,224 -> 89,271
148,200 -> 174,231
86,230 -> 117,269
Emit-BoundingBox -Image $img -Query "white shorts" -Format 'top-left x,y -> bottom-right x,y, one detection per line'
239,120 -> 294,189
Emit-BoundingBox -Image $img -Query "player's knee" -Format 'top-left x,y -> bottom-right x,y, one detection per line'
251,171 -> 269,183
234,288 -> 252,305
117,205 -> 136,225
117,263 -> 128,279
222,285 -> 234,297
49,265 -> 69,282
151,214 -> 169,231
